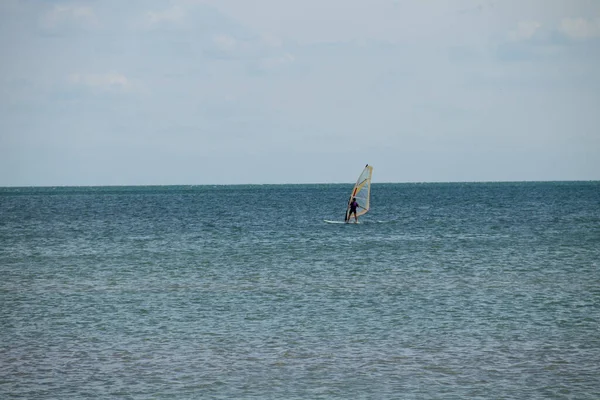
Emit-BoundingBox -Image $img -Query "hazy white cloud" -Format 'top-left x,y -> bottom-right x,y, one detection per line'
258,53 -> 295,71
145,6 -> 185,25
69,72 -> 130,89
559,17 -> 600,39
212,34 -> 237,52
207,33 -> 285,60
175,0 -> 209,5
261,34 -> 283,48
509,20 -> 542,41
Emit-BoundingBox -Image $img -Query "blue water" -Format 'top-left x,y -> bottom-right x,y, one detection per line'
1,182 -> 599,399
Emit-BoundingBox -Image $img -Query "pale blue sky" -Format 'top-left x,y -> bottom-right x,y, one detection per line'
1,0 -> 599,185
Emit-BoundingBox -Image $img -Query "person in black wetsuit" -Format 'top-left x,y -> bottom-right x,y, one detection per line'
346,197 -> 360,223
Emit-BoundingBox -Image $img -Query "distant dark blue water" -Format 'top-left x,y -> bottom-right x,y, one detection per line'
1,182 -> 599,399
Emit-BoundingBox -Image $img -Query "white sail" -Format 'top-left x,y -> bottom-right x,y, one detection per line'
345,164 -> 373,221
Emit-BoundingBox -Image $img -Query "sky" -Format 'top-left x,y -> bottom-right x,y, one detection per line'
1,0 -> 599,185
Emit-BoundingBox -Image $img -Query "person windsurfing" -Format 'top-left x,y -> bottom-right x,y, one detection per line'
346,197 -> 361,223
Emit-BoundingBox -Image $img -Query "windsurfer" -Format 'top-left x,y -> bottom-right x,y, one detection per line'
346,197 -> 360,223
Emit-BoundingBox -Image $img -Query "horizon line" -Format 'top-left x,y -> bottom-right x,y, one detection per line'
1,179 -> 599,189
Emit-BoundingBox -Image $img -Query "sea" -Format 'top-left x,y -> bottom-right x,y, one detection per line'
1,182 -> 599,399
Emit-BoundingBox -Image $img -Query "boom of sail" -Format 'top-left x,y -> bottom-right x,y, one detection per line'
345,164 -> 373,221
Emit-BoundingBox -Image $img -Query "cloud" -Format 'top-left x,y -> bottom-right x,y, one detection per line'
69,72 -> 130,90
261,34 -> 283,48
258,53 -> 295,71
509,20 -> 542,41
145,5 -> 185,25
206,33 -> 283,61
559,17 -> 600,39
212,34 -> 237,52
43,4 -> 97,28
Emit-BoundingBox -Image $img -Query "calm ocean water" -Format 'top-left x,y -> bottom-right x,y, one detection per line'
1,182 -> 599,399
